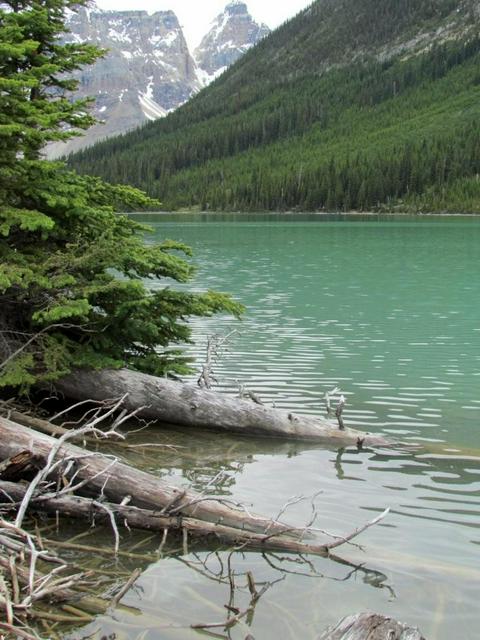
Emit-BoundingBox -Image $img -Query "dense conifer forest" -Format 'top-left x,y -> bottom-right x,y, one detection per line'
68,0 -> 480,213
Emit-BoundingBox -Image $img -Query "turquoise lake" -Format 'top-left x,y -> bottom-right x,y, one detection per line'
71,214 -> 480,640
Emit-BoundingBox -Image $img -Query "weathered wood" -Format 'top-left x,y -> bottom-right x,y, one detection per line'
56,368 -> 390,446
7,410 -> 70,439
319,612 -> 425,640
0,451 -> 41,481
0,417 -> 295,536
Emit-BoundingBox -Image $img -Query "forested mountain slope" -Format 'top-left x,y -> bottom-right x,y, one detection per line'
69,0 -> 480,213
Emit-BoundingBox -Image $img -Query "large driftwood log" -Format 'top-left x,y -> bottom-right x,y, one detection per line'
319,612 -> 425,640
56,368 -> 390,446
0,417 -> 299,536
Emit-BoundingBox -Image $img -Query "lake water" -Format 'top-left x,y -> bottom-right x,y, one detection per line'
70,213 -> 480,640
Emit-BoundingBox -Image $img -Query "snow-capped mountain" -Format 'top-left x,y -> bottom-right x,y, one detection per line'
194,1 -> 270,80
48,7 -> 200,157
48,3 -> 269,158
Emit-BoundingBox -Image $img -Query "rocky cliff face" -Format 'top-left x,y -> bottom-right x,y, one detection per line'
194,1 -> 270,80
48,2 -> 269,158
49,7 -> 201,157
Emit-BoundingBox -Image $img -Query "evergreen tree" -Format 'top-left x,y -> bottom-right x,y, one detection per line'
0,0 -> 242,390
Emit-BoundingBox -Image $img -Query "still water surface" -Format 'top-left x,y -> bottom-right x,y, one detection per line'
71,214 -> 480,640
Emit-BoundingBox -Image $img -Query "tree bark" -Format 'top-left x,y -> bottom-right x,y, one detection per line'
318,612 -> 425,640
56,368 -> 390,447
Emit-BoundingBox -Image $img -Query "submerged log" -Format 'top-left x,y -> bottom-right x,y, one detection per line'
56,368 -> 390,446
319,612 -> 425,640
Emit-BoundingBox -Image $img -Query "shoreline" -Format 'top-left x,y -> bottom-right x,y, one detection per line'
126,209 -> 480,218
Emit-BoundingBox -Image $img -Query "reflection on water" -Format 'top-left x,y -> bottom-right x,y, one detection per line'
68,214 -> 479,640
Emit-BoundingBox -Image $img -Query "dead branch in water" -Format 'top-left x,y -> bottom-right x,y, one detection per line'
0,480 -> 390,557
191,572 -> 282,632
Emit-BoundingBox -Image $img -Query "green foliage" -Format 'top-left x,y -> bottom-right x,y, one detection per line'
0,0 -> 243,390
399,176 -> 480,213
69,0 -> 480,214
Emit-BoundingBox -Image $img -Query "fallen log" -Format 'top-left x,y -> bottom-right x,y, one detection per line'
0,416 -> 301,536
319,612 -> 425,640
0,480 -> 385,556
0,417 -> 390,553
56,368 -> 391,446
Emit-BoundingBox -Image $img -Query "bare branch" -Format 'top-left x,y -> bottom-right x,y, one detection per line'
92,501 -> 120,555
197,330 -> 237,389
110,568 -> 142,608
335,394 -> 346,431
323,508 -> 390,551
324,387 -> 341,416
14,396 -> 128,528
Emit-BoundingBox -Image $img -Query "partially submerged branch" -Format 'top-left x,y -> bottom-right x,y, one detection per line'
191,572 -> 281,632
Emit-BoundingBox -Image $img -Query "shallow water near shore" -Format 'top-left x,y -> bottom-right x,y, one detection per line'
67,213 -> 480,640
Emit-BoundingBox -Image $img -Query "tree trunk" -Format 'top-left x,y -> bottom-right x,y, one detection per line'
319,613 -> 425,640
56,368 -> 390,447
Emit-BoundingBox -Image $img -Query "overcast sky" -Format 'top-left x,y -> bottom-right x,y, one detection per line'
94,0 -> 312,48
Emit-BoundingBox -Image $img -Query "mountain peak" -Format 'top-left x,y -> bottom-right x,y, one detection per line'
225,1 -> 248,14
49,6 -> 199,158
194,1 -> 270,80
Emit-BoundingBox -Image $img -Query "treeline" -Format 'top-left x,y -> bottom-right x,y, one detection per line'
68,0 -> 480,213
149,117 -> 480,212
